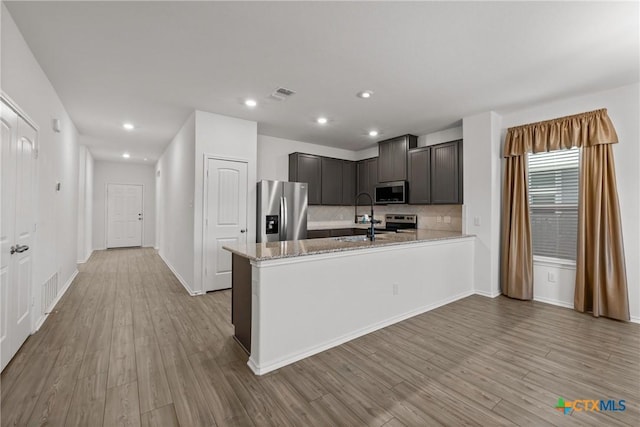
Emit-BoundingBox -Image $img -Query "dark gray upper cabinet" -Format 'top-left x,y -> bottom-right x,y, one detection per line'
430,140 -> 463,204
321,157 -> 344,205
377,134 -> 417,182
289,153 -> 322,205
341,160 -> 357,205
357,157 -> 378,199
408,147 -> 431,204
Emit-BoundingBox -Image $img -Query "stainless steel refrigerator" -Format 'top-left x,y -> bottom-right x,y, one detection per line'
257,180 -> 308,243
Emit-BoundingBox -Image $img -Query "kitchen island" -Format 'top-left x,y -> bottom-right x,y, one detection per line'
224,230 -> 475,375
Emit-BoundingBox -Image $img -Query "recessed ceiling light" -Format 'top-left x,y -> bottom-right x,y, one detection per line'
144,158 -> 148,161
368,130 -> 379,137
122,153 -> 130,159
123,123 -> 135,130
244,99 -> 257,107
357,90 -> 373,99
316,117 -> 328,125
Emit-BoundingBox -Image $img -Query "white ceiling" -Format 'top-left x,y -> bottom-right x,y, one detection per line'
5,1 -> 639,162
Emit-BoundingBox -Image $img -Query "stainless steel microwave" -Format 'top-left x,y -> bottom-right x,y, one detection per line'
375,181 -> 408,204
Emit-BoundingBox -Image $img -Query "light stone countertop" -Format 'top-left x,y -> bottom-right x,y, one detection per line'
224,230 -> 474,262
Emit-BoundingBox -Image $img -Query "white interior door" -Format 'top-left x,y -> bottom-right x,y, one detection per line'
106,184 -> 143,248
204,158 -> 247,292
1,100 -> 36,372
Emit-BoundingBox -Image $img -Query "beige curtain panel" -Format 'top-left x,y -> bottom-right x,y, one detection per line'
504,108 -> 619,156
501,109 -> 629,320
501,155 -> 533,300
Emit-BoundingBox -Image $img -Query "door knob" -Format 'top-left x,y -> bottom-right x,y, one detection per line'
14,245 -> 29,253
138,217 -> 143,221
240,229 -> 246,233
10,245 -> 16,255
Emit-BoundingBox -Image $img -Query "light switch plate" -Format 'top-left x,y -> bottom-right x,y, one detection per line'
474,216 -> 481,226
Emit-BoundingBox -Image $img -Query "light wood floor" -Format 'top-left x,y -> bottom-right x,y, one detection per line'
1,248 -> 638,426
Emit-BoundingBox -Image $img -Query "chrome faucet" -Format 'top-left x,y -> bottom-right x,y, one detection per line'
354,192 -> 380,241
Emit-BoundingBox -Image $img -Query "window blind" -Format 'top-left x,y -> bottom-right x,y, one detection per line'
527,148 -> 579,261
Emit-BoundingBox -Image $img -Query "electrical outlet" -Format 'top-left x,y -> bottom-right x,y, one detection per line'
444,216 -> 451,224
474,216 -> 481,226
548,272 -> 556,283
437,216 -> 442,223
392,283 -> 399,295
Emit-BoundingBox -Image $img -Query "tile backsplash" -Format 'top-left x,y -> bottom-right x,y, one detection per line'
308,204 -> 462,232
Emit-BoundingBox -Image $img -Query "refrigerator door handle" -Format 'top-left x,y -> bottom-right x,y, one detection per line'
279,196 -> 285,240
282,196 -> 288,241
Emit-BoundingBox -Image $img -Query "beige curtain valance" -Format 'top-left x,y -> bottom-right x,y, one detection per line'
503,108 -> 618,157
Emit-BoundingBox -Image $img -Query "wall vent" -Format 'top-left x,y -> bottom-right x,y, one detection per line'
269,87 -> 296,101
42,272 -> 58,314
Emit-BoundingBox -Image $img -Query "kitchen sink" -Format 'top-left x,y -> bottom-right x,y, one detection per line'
333,235 -> 370,242
333,233 -> 395,242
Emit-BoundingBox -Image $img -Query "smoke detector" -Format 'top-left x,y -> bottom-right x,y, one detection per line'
269,87 -> 296,101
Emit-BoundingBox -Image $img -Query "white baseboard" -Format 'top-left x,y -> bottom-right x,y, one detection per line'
34,269 -> 78,332
474,290 -> 502,298
76,250 -> 94,264
158,252 -> 196,296
630,316 -> 640,324
248,289 -> 475,375
533,295 -> 574,309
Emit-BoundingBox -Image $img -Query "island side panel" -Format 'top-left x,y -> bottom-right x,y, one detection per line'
248,237 -> 475,375
232,253 -> 252,353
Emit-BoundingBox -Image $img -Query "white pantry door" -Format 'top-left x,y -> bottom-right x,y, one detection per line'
204,158 -> 247,292
1,100 -> 36,372
106,184 -> 143,248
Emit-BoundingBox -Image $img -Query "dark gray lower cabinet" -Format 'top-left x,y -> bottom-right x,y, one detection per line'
321,157 -> 343,205
431,140 -> 463,204
408,146 -> 431,204
289,153 -> 322,205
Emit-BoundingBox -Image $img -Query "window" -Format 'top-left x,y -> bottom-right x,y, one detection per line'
527,147 -> 579,261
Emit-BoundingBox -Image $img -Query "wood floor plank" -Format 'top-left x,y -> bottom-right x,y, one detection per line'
104,380 -> 141,427
134,335 -> 173,414
64,372 -> 108,427
107,325 -> 137,389
26,361 -> 81,426
140,404 -> 180,427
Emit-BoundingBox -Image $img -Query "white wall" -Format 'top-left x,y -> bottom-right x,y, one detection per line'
194,111 -> 257,293
2,5 -> 80,328
257,134 -> 358,181
77,145 -> 94,262
92,160 -> 156,249
418,126 -> 463,147
500,83 -> 640,321
462,113 -> 502,297
156,113 -> 196,290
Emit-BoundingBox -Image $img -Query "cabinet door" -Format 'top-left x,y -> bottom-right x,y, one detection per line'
367,158 -> 378,198
321,157 -> 343,205
289,153 -> 322,205
378,140 -> 392,183
390,137 -> 408,181
341,160 -> 357,205
431,140 -> 462,204
357,160 -> 368,195
408,147 -> 431,204
377,135 -> 416,182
